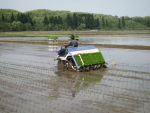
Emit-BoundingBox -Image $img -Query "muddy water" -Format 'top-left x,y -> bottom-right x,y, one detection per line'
79,36 -> 150,46
0,42 -> 150,113
1,34 -> 150,46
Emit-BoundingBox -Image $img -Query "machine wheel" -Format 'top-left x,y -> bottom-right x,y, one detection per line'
92,65 -> 97,70
65,61 -> 69,69
103,64 -> 107,68
97,64 -> 102,69
58,59 -> 61,64
84,66 -> 90,72
66,57 -> 76,70
79,67 -> 83,72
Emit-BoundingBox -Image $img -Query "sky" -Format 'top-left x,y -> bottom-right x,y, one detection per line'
0,0 -> 150,17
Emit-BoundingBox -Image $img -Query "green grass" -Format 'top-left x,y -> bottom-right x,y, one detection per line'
0,30 -> 150,37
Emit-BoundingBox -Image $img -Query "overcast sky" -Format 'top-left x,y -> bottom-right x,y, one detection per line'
0,0 -> 150,17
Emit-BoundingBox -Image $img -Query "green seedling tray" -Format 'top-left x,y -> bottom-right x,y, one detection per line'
74,52 -> 105,67
48,36 -> 58,39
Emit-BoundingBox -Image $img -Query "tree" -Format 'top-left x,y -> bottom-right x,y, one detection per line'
85,14 -> 94,29
118,18 -> 121,29
1,9 -> 150,31
90,15 -> 94,28
105,19 -> 109,28
73,13 -> 78,29
146,19 -> 150,27
24,23 -> 33,31
49,16 -> 54,24
102,17 -> 105,28
11,21 -> 25,31
54,17 -> 58,24
58,16 -> 63,25
122,16 -> 125,28
65,14 -> 73,28
2,13 -> 5,21
94,18 -> 100,28
10,13 -> 15,22
43,15 -> 49,25
132,17 -> 144,23
85,16 -> 89,28
17,13 -> 19,21
77,23 -> 86,30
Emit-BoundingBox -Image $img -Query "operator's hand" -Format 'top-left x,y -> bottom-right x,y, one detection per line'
63,44 -> 66,46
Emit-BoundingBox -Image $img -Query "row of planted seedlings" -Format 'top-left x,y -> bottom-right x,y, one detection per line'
1,61 -> 105,113
1,61 -> 149,113
53,68 -> 129,113
103,68 -> 150,112
77,67 -> 150,113
0,60 -> 149,112
0,42 -> 63,113
47,70 -> 113,113
0,61 -> 60,113
1,40 -> 59,112
17,61 -> 150,112
0,61 -> 101,113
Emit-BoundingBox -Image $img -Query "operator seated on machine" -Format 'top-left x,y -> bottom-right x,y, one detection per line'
57,35 -> 78,57
65,34 -> 78,48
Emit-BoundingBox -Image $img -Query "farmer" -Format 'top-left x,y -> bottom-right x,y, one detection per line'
64,34 -> 78,48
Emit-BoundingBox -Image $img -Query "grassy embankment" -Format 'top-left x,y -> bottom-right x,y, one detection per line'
0,30 -> 150,37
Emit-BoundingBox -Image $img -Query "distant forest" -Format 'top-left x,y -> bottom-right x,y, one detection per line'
0,9 -> 150,31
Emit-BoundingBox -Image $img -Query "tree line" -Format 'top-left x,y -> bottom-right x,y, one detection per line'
39,13 -> 107,31
0,9 -> 150,31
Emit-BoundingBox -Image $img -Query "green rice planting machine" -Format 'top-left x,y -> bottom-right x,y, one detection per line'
56,45 -> 107,72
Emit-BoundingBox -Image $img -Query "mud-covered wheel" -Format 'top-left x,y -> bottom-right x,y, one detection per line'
58,59 -> 61,64
97,64 -> 102,69
92,65 -> 97,70
102,64 -> 107,68
84,66 -> 90,72
66,57 -> 76,70
79,67 -> 83,72
65,61 -> 69,69
88,66 -> 91,71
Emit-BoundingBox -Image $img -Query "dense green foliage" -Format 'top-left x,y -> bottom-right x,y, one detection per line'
74,52 -> 105,67
0,9 -> 150,31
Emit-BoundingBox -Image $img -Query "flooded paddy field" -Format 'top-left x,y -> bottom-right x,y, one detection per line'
0,42 -> 150,113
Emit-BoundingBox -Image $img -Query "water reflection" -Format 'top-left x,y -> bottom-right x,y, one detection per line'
50,62 -> 104,98
79,36 -> 150,46
1,34 -> 150,45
